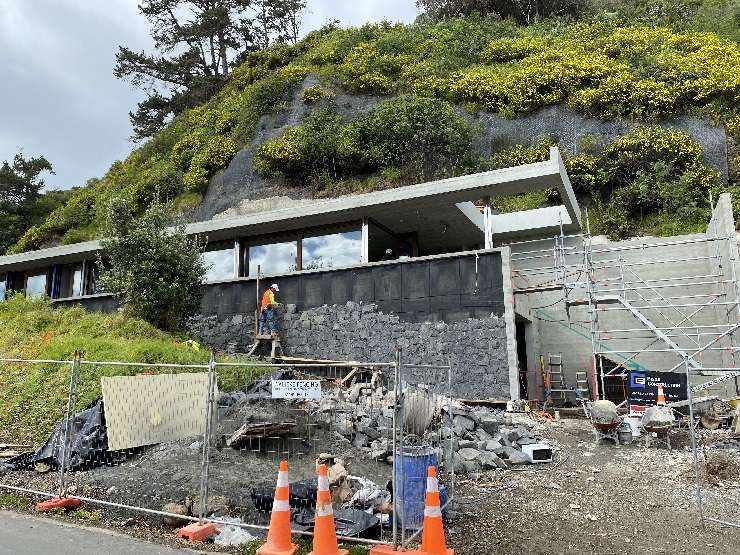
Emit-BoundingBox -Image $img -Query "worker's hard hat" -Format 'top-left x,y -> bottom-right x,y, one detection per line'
271,283 -> 279,291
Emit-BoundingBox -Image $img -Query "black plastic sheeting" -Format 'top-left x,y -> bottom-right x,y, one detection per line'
251,478 -> 318,512
294,507 -> 380,538
3,399 -> 130,472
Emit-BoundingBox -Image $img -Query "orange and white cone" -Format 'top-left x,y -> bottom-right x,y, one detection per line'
420,466 -> 453,555
257,460 -> 297,555
656,384 -> 667,406
308,464 -> 348,555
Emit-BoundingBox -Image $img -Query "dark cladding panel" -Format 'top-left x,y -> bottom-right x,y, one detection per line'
277,276 -> 301,308
373,265 -> 402,301
403,263 -> 429,300
326,272 -> 352,306
301,274 -> 325,307
351,269 -> 375,302
430,259 -> 460,297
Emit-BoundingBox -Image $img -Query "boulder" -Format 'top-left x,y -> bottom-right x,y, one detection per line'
161,503 -> 190,527
479,451 -> 507,470
457,447 -> 481,461
479,416 -> 501,436
502,446 -> 530,465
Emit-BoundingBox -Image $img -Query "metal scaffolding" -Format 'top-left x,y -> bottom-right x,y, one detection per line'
508,199 -> 740,402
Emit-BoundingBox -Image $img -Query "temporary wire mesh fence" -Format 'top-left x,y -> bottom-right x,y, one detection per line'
0,351 -> 457,549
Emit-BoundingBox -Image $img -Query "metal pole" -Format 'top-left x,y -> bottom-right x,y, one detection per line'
198,352 -> 217,522
58,352 -> 80,497
391,348 -> 399,549
447,355 -> 455,516
685,355 -> 705,530
255,265 -> 261,338
397,348 -> 406,549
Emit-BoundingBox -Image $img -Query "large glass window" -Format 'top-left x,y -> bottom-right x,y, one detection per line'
202,246 -> 235,282
248,241 -> 297,277
302,230 -> 362,270
57,263 -> 84,298
0,273 -> 6,301
25,272 -> 48,299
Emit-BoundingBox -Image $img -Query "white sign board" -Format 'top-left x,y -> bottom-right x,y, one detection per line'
271,380 -> 321,399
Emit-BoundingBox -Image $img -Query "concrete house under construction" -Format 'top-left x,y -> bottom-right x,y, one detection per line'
1,147 -> 739,402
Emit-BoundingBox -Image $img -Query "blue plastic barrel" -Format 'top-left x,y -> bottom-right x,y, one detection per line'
394,446 -> 443,530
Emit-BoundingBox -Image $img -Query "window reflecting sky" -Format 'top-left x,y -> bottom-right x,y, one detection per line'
0,274 -> 6,301
249,242 -> 297,277
202,249 -> 235,282
26,273 -> 47,298
303,230 -> 362,270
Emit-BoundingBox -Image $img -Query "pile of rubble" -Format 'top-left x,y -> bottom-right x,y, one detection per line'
310,377 -> 550,473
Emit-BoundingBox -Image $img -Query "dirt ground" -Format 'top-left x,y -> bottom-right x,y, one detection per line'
449,416 -> 740,555
2,413 -> 740,554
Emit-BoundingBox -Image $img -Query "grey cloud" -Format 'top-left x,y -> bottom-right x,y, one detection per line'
0,1 -> 417,192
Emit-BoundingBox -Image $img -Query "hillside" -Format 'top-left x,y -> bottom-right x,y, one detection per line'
9,14 -> 740,252
0,296 -> 261,443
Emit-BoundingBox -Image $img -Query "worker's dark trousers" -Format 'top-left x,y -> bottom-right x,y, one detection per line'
259,308 -> 277,334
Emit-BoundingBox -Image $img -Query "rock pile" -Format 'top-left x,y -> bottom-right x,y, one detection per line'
310,379 -> 547,473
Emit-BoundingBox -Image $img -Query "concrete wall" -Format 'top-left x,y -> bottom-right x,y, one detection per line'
511,198 -> 740,400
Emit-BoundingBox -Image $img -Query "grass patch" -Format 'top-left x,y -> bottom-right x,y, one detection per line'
0,492 -> 29,510
0,296 -> 270,444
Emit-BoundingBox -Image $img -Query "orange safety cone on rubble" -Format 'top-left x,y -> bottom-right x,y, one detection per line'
308,464 -> 348,555
257,460 -> 298,555
656,383 -> 667,405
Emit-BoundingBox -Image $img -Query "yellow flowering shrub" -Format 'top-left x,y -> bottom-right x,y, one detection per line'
481,36 -> 548,62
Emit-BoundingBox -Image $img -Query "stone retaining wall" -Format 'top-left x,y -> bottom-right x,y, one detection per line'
189,301 -> 510,399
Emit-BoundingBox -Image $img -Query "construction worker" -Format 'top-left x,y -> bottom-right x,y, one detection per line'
259,283 -> 280,336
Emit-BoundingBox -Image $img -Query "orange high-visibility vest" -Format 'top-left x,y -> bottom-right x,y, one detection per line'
261,288 -> 275,310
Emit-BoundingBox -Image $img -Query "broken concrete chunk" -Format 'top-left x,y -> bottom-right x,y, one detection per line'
479,416 -> 501,436
484,439 -> 502,452
453,415 -> 476,434
457,447 -> 481,461
479,451 -> 507,470
502,446 -> 530,465
328,462 -> 348,486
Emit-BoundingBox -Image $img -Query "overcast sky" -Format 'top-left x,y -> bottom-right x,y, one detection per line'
0,0 -> 418,191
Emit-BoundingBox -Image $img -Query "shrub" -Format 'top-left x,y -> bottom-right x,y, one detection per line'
255,95 -> 474,185
301,85 -> 333,104
99,198 -> 206,331
184,136 -> 239,191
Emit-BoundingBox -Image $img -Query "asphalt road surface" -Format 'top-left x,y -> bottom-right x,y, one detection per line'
0,511 -> 206,555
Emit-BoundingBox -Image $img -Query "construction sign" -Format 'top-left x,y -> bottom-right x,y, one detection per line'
271,380 -> 321,399
628,371 -> 687,415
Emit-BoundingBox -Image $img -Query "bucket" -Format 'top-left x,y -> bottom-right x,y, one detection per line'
617,424 -> 633,445
394,446 -> 441,530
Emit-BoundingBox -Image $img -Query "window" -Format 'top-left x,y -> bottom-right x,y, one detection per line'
302,230 -> 362,270
248,241 -> 297,277
25,272 -> 48,299
202,246 -> 235,282
0,273 -> 6,301
57,263 -> 84,298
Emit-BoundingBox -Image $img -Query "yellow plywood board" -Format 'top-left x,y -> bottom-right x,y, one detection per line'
101,373 -> 215,451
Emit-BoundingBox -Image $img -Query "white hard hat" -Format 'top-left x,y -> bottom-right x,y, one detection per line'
271,283 -> 279,291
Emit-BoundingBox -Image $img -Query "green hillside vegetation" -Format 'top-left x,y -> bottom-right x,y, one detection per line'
0,296 -> 264,444
10,13 -> 740,252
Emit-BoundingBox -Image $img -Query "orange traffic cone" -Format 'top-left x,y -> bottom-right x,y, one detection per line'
420,467 -> 453,555
656,384 -> 666,406
257,460 -> 297,555
308,464 -> 348,555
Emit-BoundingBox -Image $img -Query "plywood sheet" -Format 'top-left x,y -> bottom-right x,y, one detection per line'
101,373 -> 215,451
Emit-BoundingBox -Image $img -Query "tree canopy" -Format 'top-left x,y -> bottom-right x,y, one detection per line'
0,152 -> 65,254
115,0 -> 306,140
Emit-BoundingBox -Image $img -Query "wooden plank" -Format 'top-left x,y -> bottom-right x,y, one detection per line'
227,420 -> 296,448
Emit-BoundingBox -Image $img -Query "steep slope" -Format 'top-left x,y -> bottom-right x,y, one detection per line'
10,16 -> 740,251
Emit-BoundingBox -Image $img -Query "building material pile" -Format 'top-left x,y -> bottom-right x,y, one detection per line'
312,380 -> 548,471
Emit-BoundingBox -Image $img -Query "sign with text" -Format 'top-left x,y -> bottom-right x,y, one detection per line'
271,380 -> 321,399
628,371 -> 686,414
